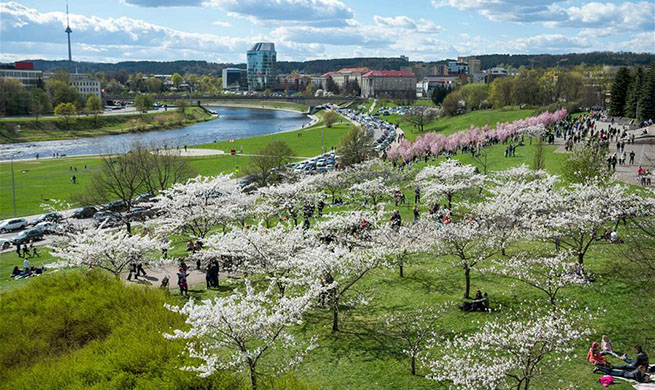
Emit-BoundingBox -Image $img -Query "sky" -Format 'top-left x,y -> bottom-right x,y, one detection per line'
1,0 -> 654,64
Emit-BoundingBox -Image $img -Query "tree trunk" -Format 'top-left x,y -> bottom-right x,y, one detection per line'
399,263 -> 404,278
248,359 -> 257,390
577,251 -> 584,265
126,221 -> 132,234
447,194 -> 452,210
410,355 -> 416,375
464,265 -> 471,299
332,301 -> 339,332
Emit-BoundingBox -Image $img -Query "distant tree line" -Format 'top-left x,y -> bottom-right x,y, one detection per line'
23,52 -> 653,77
609,65 -> 655,121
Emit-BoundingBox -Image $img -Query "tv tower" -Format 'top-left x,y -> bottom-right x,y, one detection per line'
65,1 -> 72,61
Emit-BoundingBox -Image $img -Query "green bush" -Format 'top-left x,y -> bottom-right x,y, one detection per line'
0,270 -> 242,389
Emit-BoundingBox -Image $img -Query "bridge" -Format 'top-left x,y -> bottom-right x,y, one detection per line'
105,95 -> 365,111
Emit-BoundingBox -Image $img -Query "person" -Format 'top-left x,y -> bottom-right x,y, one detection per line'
30,243 -> 39,257
629,150 -> 635,165
177,268 -> 189,297
180,259 -> 188,273
390,210 -> 401,230
414,187 -> 421,204
22,244 -> 30,258
413,204 -> 419,223
160,275 -> 170,289
596,364 -> 650,383
588,342 -> 608,367
317,200 -> 325,217
610,230 -> 618,243
600,335 -> 623,359
16,243 -> 22,258
127,261 -> 137,281
11,266 -> 21,278
72,175 -> 76,184
136,261 -> 147,277
303,217 -> 310,230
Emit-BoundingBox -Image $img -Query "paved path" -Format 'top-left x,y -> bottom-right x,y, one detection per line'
553,121 -> 655,186
123,264 -> 240,291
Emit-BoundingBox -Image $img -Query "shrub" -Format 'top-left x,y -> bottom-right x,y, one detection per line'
0,270 -> 242,389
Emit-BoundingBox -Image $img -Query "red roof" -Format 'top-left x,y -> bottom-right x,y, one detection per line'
362,70 -> 416,78
321,71 -> 338,78
338,67 -> 370,73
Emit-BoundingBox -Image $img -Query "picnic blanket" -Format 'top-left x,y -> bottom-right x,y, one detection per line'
633,384 -> 655,390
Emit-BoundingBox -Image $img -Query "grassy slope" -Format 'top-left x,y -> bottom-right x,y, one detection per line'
0,107 -> 213,143
386,108 -> 535,141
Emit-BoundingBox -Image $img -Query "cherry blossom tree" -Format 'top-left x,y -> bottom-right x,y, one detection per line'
385,306 -> 448,375
485,251 -> 587,306
154,174 -> 253,239
371,224 -> 424,277
165,280 -> 318,390
310,169 -> 349,204
257,177 -> 320,226
427,306 -> 590,390
204,223 -> 307,295
544,179 -> 640,266
418,219 -> 498,298
416,160 -> 485,209
349,177 -> 390,206
50,228 -> 165,276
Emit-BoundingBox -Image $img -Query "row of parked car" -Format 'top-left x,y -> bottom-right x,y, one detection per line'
291,151 -> 337,174
0,193 -> 158,250
331,106 -> 399,153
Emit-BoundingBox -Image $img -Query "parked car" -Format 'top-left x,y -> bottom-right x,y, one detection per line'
12,228 -> 44,245
102,200 -> 128,212
72,206 -> 98,219
0,218 -> 28,233
32,213 -> 62,225
1,238 -> 12,250
125,207 -> 155,221
93,212 -> 122,228
34,221 -> 58,234
134,193 -> 155,204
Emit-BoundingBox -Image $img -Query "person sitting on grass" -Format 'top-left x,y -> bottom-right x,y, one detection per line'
588,342 -> 608,367
595,365 -> 651,383
11,266 -> 21,278
600,335 -> 624,359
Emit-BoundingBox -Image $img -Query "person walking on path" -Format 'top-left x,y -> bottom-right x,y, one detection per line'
414,187 -> 421,204
177,268 -> 189,297
413,204 -> 419,223
127,262 -> 137,281
136,261 -> 147,277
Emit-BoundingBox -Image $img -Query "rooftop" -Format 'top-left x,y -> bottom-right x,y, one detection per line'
362,70 -> 416,78
249,42 -> 276,52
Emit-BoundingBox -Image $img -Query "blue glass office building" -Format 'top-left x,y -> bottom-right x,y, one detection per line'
247,42 -> 276,91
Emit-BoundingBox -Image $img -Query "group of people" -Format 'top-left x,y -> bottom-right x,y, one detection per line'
588,336 -> 653,383
10,258 -> 46,279
459,290 -> 490,312
15,242 -> 39,258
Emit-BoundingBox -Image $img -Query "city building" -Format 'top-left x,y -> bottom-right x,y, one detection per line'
360,70 -> 417,98
0,61 -> 43,89
70,74 -> 101,99
457,56 -> 481,74
278,73 -> 313,92
222,68 -> 242,91
420,74 -> 465,97
330,67 -> 369,89
401,63 -> 441,80
247,42 -> 276,91
484,67 -> 510,83
447,61 -> 469,75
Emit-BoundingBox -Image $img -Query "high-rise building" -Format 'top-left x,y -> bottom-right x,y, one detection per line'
247,42 -> 276,91
222,68 -> 242,91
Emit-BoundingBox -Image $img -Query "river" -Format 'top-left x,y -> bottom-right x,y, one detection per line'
0,106 -> 311,161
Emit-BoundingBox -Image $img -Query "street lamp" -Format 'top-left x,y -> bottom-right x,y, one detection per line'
10,151 -> 22,217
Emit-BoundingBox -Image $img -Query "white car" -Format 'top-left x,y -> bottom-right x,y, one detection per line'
34,221 -> 58,234
0,218 -> 28,233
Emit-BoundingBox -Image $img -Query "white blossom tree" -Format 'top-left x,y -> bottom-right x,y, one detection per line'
544,179 -> 640,265
349,177 -> 390,206
427,307 -> 591,390
154,174 -> 254,239
418,219 -> 498,298
165,280 -> 318,390
385,306 -> 448,375
204,223 -> 307,295
50,228 -> 165,276
485,251 -> 588,306
257,177 -> 320,226
416,159 -> 485,209
310,169 -> 349,204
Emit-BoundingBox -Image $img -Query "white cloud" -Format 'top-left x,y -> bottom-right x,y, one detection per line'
212,21 -> 232,27
205,0 -> 354,26
121,0 -> 203,7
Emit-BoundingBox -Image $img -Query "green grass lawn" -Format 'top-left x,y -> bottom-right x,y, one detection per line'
386,108 -> 536,141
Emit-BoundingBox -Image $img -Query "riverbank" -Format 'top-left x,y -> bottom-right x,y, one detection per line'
0,107 -> 215,144
204,100 -> 310,113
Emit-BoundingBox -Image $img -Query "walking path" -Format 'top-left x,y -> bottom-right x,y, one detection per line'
123,264 -> 240,291
553,121 -> 655,186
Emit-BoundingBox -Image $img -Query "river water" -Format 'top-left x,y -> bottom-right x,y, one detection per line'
0,106 -> 311,161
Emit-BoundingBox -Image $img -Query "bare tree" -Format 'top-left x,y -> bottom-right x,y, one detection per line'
133,143 -> 196,195
404,107 -> 437,133
247,141 -> 295,187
